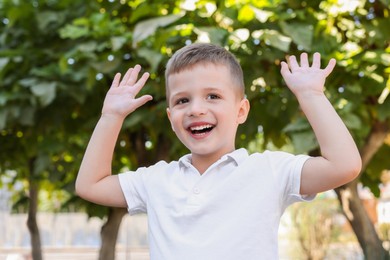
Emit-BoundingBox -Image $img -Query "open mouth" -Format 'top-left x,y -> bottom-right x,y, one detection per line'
188,124 -> 215,135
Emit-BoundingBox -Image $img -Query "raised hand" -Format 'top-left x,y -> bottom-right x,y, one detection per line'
280,53 -> 336,97
102,65 -> 152,118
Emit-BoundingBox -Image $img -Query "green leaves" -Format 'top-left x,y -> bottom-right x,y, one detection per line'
60,23 -> 90,39
0,58 -> 10,71
19,78 -> 57,107
36,11 -> 66,31
132,13 -> 185,47
283,118 -> 318,154
280,21 -> 313,51
137,48 -> 163,73
252,29 -> 292,52
31,82 -> 57,107
59,13 -> 126,40
1,0 -> 389,223
111,36 -> 127,51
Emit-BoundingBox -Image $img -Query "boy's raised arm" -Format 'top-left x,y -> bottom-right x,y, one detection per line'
75,65 -> 152,207
280,53 -> 362,195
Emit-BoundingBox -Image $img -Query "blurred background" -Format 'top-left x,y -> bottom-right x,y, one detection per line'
0,0 -> 389,259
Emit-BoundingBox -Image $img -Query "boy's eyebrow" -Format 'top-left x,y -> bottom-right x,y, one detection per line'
168,91 -> 187,104
169,90 -> 186,98
203,87 -> 223,92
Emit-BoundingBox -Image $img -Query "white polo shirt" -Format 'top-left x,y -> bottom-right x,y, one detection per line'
118,148 -> 314,260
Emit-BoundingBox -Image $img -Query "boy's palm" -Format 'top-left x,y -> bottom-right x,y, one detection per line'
102,65 -> 152,118
280,53 -> 336,96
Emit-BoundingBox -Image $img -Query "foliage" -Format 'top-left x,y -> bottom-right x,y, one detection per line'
0,0 -> 92,213
0,0 -> 390,257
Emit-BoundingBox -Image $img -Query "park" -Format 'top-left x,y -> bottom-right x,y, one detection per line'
0,0 -> 389,259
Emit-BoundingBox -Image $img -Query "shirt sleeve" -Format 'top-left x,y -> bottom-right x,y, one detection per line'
287,154 -> 316,203
265,151 -> 316,212
118,160 -> 170,215
118,167 -> 148,215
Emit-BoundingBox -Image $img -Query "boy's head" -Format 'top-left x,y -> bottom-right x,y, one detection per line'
165,43 -> 245,105
164,43 -> 250,164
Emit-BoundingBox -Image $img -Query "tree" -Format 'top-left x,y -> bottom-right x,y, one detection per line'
0,0 -> 101,258
0,0 -> 178,258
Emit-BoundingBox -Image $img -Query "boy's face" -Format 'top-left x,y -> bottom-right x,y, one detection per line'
166,63 -> 249,161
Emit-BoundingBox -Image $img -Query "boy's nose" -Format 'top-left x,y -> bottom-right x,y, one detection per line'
187,100 -> 207,117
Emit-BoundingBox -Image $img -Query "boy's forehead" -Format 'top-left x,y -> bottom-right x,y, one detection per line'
166,63 -> 243,100
167,62 -> 229,80
167,62 -> 229,85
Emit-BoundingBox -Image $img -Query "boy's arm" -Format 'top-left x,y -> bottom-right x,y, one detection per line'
75,65 -> 152,207
280,53 -> 362,195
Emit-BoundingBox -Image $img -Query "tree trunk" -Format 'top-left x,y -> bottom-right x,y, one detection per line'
335,120 -> 390,260
27,178 -> 43,260
98,207 -> 127,260
335,181 -> 388,259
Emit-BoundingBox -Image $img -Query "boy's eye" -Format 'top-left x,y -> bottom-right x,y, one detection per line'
207,94 -> 220,100
176,98 -> 189,104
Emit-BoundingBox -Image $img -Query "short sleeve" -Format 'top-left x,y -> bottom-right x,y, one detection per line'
118,168 -> 148,215
287,155 -> 316,204
265,151 -> 316,212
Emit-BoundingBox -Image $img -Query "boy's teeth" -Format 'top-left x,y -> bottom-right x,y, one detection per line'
190,124 -> 212,131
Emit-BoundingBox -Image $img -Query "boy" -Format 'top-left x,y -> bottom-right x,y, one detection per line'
76,43 -> 361,259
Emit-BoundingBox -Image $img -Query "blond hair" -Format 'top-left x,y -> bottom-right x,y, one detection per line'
165,43 -> 245,104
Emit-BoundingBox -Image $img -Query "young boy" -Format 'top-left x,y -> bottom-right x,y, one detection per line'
76,43 -> 361,259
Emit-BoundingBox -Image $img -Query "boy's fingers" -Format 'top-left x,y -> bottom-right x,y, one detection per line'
312,52 -> 321,68
300,53 -> 309,68
280,61 -> 291,78
120,68 -> 133,87
126,65 -> 142,86
324,58 -> 336,77
131,72 -> 150,95
111,73 -> 121,88
133,95 -> 153,110
288,55 -> 299,71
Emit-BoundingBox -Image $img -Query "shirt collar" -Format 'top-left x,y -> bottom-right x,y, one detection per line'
178,148 -> 248,169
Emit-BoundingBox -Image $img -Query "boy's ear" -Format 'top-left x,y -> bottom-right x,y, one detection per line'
166,108 -> 175,132
237,98 -> 250,124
